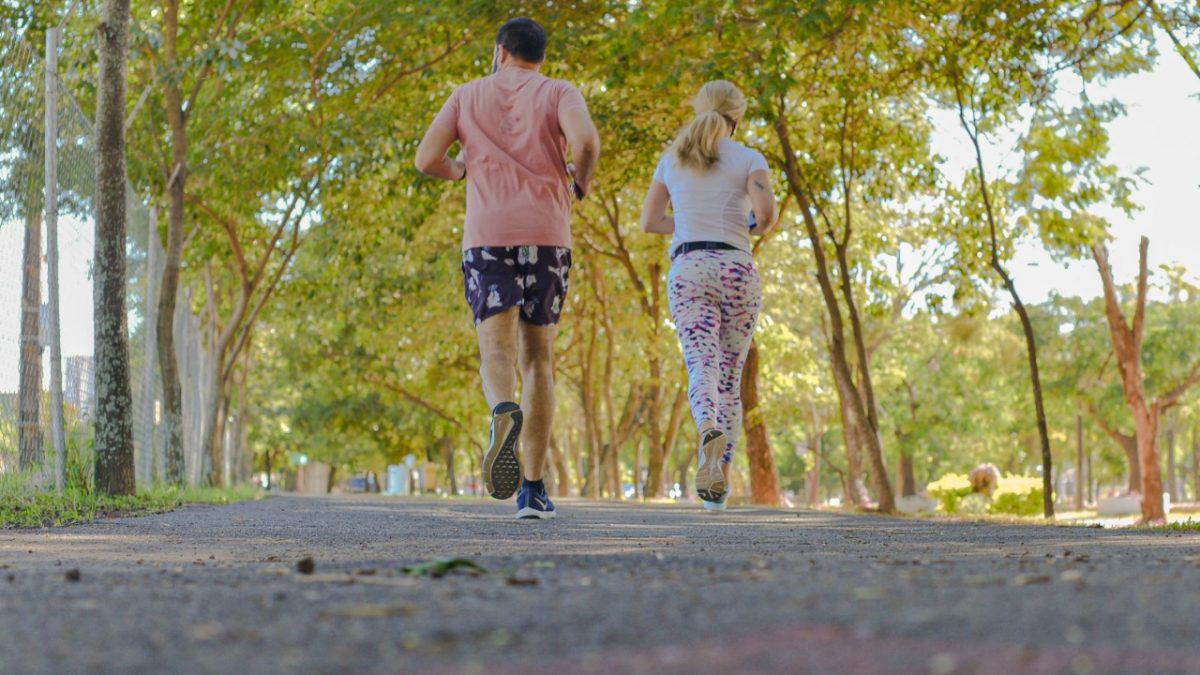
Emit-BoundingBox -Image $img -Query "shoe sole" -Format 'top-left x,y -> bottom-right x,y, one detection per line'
695,431 -> 727,502
483,408 -> 522,500
516,507 -> 556,520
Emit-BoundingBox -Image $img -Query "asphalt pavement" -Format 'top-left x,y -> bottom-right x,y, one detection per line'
1,494 -> 1198,674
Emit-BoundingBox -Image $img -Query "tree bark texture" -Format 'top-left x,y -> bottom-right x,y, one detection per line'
1092,239 -> 1166,522
1089,405 -> 1141,493
158,0 -> 187,485
740,340 -> 780,505
93,0 -> 136,496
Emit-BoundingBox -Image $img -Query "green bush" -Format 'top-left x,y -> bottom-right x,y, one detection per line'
926,472 -> 1045,516
926,473 -> 972,513
991,476 -> 1045,516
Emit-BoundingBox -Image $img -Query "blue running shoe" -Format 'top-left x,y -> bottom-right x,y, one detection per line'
483,402 -> 522,500
516,481 -> 556,520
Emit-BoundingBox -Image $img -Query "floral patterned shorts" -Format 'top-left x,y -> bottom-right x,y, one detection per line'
462,246 -> 572,326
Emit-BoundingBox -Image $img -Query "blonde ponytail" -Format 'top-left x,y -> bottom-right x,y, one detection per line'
670,80 -> 747,172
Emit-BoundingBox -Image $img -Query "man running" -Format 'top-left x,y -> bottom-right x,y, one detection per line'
415,17 -> 600,519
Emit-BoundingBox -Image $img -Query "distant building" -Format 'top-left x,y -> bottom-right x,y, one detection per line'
64,355 -> 94,417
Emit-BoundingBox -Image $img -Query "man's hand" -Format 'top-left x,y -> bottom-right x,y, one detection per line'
560,107 -> 600,200
567,162 -> 586,200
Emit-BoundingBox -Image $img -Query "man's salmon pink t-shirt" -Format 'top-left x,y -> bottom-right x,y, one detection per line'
433,68 -> 588,250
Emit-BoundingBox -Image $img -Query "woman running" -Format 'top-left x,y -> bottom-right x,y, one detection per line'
640,80 -> 777,510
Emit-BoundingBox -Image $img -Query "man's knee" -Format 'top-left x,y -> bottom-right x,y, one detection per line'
518,343 -> 553,377
518,326 -> 555,375
480,348 -> 516,374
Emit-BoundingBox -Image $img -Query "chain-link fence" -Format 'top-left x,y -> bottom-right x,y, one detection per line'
1,26 -> 210,491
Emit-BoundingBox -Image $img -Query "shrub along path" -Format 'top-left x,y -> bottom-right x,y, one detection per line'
1,495 -> 1198,674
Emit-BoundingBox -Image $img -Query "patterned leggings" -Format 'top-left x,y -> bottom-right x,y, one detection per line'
667,249 -> 762,465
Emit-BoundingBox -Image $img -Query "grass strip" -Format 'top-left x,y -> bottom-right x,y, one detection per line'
0,479 -> 262,529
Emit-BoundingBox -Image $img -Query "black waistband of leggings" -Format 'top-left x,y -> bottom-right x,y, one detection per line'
670,241 -> 747,262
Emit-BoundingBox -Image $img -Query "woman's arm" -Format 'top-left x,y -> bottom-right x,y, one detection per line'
640,181 -> 675,235
747,169 -> 778,236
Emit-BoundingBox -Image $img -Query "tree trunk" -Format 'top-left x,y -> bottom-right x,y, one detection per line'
18,210 -> 43,470
1092,239 -> 1167,523
676,440 -> 694,499
740,340 -> 780,505
1005,281 -> 1055,517
578,328 -> 601,499
649,380 -> 687,499
606,440 -> 621,498
832,224 -> 894,507
158,0 -> 187,485
1087,445 -> 1094,506
898,380 -> 921,498
898,451 -> 916,498
439,435 -> 457,495
1091,407 -> 1140,493
93,0 -> 136,496
1166,421 -> 1176,502
640,358 -> 662,498
836,376 -> 869,506
1192,426 -> 1199,505
955,82 -> 1054,518
774,117 -> 893,513
1134,408 -> 1164,521
201,353 -> 227,486
1121,435 -> 1140,493
805,436 -> 821,507
1075,414 -> 1085,510
566,428 -> 583,496
548,434 -> 569,497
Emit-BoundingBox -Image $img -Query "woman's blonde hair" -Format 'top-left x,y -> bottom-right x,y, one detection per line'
670,80 -> 747,172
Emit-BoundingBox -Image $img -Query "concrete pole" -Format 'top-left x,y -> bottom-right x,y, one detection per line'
45,27 -> 67,494
139,207 -> 159,485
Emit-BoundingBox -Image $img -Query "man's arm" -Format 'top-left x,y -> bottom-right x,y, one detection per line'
560,106 -> 600,197
415,124 -> 466,181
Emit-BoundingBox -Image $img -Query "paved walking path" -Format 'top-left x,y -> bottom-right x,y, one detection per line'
1,495 -> 1199,674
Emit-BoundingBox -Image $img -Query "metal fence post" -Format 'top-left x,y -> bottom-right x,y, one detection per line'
44,26 -> 66,493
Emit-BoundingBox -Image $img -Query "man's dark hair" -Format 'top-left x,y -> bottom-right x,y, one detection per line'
496,17 -> 547,63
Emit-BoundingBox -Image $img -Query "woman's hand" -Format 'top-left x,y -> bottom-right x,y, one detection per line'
747,169 -> 778,236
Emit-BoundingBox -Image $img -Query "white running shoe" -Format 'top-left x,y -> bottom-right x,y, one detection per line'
694,428 -> 727,503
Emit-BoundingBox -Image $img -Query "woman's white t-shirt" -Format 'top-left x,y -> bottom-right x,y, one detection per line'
652,138 -> 769,253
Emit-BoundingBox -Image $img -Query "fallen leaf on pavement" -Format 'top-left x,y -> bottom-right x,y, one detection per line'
402,558 -> 486,578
